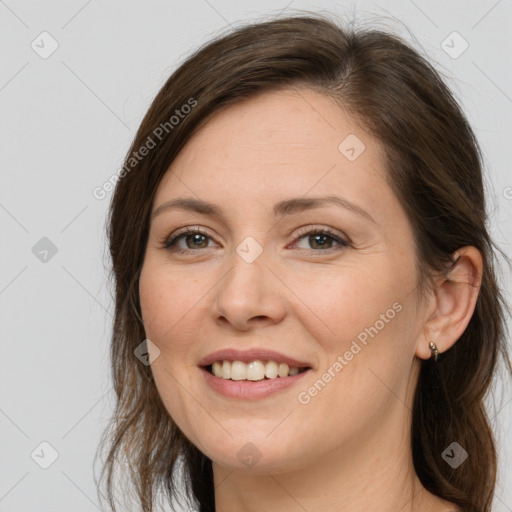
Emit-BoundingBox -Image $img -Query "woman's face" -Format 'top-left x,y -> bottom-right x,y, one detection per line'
139,88 -> 427,473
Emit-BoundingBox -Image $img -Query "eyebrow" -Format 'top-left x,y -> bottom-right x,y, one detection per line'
151,195 -> 377,225
151,195 -> 376,224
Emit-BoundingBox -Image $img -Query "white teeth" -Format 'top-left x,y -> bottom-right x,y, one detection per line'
278,363 -> 289,378
209,360 -> 306,380
221,360 -> 231,379
212,361 -> 222,377
231,361 -> 247,381
247,360 -> 266,381
265,360 -> 278,379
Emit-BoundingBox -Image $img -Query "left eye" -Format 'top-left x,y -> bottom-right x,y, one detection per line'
293,229 -> 349,251
163,227 -> 349,253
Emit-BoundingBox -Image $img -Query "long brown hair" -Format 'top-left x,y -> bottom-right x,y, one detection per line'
95,12 -> 511,512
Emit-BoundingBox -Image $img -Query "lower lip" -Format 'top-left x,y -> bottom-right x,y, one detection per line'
201,367 -> 311,399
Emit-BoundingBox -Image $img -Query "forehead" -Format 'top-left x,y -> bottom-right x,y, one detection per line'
154,88 -> 389,215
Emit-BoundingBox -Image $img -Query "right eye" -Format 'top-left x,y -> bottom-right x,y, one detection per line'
162,227 -> 218,252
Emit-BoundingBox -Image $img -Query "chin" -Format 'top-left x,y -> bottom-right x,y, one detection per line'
189,429 -> 311,474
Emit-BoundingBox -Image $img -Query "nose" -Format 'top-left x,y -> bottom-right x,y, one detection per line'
211,247 -> 286,331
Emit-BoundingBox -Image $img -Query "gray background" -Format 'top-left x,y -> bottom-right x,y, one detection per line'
0,0 -> 511,511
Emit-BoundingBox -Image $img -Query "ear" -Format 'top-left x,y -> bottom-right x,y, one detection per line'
416,246 -> 483,360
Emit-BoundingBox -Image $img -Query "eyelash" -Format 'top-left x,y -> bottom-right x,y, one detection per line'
161,226 -> 350,255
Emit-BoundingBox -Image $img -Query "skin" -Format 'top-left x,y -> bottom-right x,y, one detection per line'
138,87 -> 482,512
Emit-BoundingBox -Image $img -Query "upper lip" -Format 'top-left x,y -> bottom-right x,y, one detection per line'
198,348 -> 312,369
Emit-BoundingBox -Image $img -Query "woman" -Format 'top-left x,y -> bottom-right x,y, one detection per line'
96,12 -> 511,512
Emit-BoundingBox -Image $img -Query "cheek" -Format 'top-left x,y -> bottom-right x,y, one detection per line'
292,310 -> 415,459
139,265 -> 208,445
297,264 -> 416,402
139,263 -> 202,347
296,263 -> 407,348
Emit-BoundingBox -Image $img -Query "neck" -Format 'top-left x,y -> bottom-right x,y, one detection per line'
214,444 -> 417,511
212,402 -> 453,512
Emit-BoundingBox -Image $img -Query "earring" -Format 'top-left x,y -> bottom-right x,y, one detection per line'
429,341 -> 439,362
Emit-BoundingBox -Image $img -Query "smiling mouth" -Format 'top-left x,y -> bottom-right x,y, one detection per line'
205,360 -> 311,381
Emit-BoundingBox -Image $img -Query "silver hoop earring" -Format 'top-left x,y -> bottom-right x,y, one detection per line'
429,341 -> 439,362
